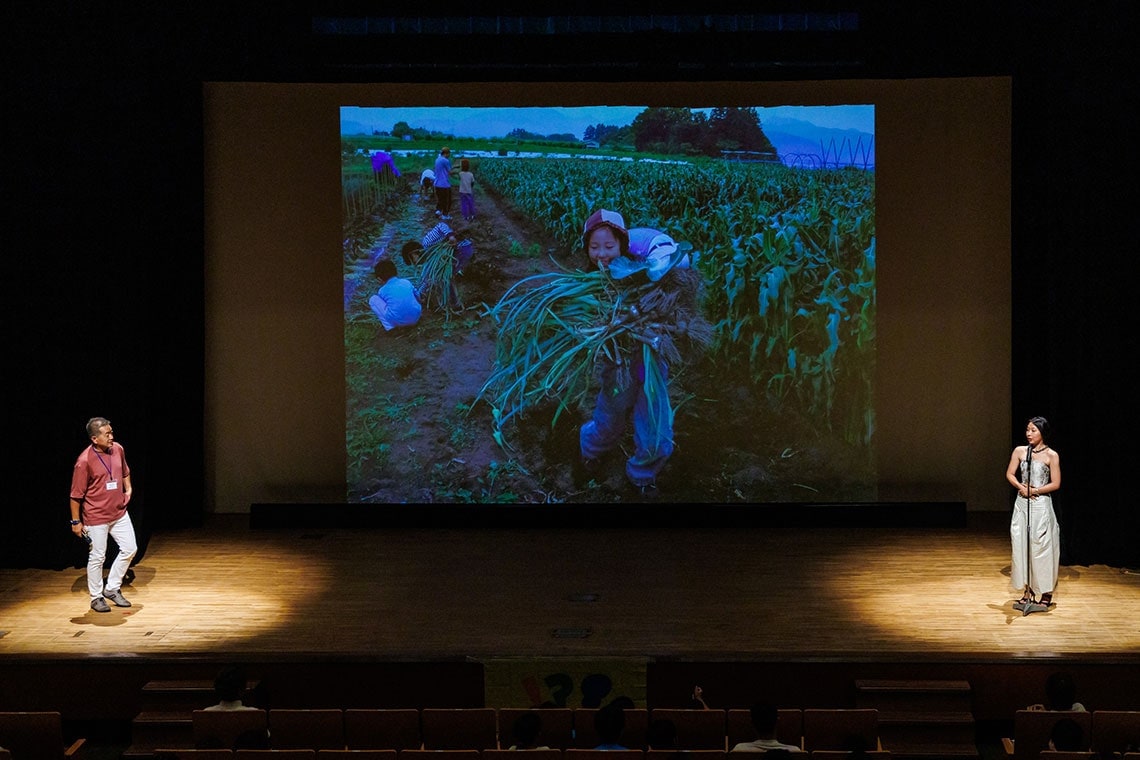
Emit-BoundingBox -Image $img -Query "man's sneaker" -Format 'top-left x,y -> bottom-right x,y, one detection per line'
91,597 -> 111,613
103,589 -> 132,608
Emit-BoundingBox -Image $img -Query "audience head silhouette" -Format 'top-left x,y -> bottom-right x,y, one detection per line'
213,665 -> 247,703
1045,671 -> 1079,710
1049,717 -> 1085,751
750,702 -> 781,738
511,711 -> 543,749
594,701 -> 627,748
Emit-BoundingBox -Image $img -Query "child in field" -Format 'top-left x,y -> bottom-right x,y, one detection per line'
401,221 -> 475,311
368,258 -> 422,331
577,208 -> 708,497
458,158 -> 476,222
419,168 -> 435,199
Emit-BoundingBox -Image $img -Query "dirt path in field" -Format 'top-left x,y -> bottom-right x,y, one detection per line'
345,179 -> 598,504
345,177 -> 873,504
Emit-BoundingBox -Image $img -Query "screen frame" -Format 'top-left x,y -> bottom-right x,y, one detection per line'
204,77 -> 1010,514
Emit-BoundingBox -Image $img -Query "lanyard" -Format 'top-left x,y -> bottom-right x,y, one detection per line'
93,445 -> 115,479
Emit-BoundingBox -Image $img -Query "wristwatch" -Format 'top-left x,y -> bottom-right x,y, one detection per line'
70,519 -> 81,525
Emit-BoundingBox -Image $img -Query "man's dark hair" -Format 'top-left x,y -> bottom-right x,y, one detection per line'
214,665 -> 247,702
750,703 -> 779,737
86,417 -> 111,438
1045,671 -> 1078,710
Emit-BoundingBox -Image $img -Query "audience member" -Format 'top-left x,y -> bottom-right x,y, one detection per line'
204,665 -> 259,711
579,674 -> 614,709
1048,717 -> 1087,751
594,702 -> 629,750
1028,671 -> 1086,712
730,703 -> 803,753
688,685 -> 709,709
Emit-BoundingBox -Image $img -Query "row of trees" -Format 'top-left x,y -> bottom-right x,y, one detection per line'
588,107 -> 776,157
375,106 -> 775,158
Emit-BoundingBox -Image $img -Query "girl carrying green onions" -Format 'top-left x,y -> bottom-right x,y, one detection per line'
576,208 -> 710,497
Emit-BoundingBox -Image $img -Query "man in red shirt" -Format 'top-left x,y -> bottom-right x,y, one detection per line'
70,416 -> 137,613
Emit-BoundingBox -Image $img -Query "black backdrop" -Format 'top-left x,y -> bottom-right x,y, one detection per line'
7,3 -> 1137,569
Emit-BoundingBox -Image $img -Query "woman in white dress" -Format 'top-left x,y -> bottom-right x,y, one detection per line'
1005,415 -> 1062,615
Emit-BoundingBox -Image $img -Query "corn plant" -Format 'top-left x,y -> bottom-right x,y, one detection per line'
476,156 -> 876,445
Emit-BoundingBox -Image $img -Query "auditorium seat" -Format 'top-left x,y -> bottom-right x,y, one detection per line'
0,711 -> 87,759
801,709 -> 879,752
484,749 -> 564,760
572,709 -> 649,749
343,710 -> 422,750
268,709 -> 345,749
497,708 -> 574,749
1091,710 -> 1140,758
420,709 -> 498,750
1038,752 -> 1096,760
192,709 -> 270,750
1002,711 -> 1092,760
649,709 -> 728,750
647,750 -> 726,760
155,751 -> 235,760
564,749 -> 645,760
726,709 -> 803,750
235,751 -> 318,759
398,750 -> 480,760
317,752 -> 397,760
811,751 -> 891,759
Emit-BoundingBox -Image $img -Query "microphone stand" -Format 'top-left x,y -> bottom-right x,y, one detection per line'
1021,445 -> 1035,616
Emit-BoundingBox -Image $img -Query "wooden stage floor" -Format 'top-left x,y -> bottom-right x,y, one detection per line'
2,513 -> 1137,664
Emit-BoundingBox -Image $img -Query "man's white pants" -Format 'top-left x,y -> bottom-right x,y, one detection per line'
87,511 -> 137,599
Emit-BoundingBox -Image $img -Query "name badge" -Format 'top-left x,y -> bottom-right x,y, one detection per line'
106,480 -> 119,491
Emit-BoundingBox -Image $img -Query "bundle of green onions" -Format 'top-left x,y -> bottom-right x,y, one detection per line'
414,241 -> 461,313
477,265 -> 711,451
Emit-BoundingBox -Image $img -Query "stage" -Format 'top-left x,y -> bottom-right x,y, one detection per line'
1,512 -> 1138,724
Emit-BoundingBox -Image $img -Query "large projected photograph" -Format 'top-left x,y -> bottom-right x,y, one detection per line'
342,103 -> 875,504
